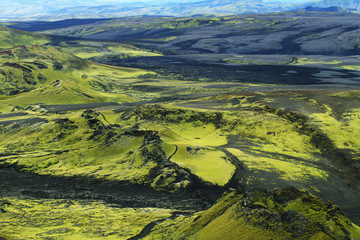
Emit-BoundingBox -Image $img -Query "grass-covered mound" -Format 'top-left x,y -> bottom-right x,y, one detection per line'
58,40 -> 162,61
0,26 -> 49,50
167,187 -> 360,240
0,44 -> 155,112
0,44 -> 87,95
0,109 -> 195,192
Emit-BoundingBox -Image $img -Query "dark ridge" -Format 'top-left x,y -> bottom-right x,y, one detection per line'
0,165 -> 222,211
0,112 -> 29,119
109,57 -> 331,85
8,18 -> 113,32
0,118 -> 48,127
41,102 -> 120,113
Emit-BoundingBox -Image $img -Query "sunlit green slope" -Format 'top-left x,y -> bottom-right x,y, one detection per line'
0,197 -> 174,240
0,26 -> 49,50
0,44 -> 153,112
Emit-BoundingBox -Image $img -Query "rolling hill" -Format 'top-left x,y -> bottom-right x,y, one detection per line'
0,26 -> 49,50
0,44 -> 138,111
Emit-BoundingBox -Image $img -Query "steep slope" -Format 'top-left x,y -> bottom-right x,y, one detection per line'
166,188 -> 360,240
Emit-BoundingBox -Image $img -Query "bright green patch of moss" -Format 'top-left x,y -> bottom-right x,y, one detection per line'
337,65 -> 360,71
162,122 -> 227,147
169,144 -> 235,186
291,57 -> 342,65
227,148 -> 328,182
59,41 -> 162,60
0,45 -> 161,109
310,107 -> 360,155
0,197 -> 173,240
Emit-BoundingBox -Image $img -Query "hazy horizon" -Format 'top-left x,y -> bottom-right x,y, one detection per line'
0,0 -> 313,8
0,0 -> 326,22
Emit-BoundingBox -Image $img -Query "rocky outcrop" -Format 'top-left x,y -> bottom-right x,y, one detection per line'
171,187 -> 360,239
140,133 -> 192,192
125,104 -> 224,128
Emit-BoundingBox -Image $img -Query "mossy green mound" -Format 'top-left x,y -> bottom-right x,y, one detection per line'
58,40 -> 162,60
168,187 -> 360,240
0,109 -> 195,192
0,45 -> 87,95
0,26 -> 49,50
0,44 -> 154,112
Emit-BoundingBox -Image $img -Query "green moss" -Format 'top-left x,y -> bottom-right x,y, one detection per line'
0,45 -> 152,108
169,144 -> 235,186
59,41 -> 162,60
310,108 -> 360,154
0,26 -> 50,50
171,188 -> 360,240
143,214 -> 196,240
337,65 -> 360,71
0,110 -> 196,191
0,197 -> 173,239
227,148 -> 328,182
290,57 -> 342,65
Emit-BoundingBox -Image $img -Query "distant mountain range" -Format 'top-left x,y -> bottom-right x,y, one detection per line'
301,0 -> 360,10
0,0 -> 359,21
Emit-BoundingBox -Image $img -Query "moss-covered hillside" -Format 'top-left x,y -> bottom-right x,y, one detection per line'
166,187 -> 360,240
0,44 -> 151,112
0,26 -> 49,50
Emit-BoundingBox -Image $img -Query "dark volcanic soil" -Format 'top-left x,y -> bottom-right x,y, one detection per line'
101,56 -> 360,87
0,166 -> 220,211
42,102 -> 120,113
